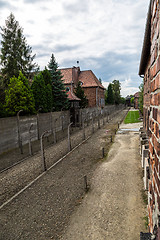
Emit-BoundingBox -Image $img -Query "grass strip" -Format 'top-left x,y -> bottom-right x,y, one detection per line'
124,110 -> 141,124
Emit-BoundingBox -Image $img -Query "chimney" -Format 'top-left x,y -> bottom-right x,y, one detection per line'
72,66 -> 80,88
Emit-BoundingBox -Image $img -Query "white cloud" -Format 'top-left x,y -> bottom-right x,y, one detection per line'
0,0 -> 150,93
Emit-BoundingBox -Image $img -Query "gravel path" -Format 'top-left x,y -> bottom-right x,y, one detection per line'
60,122 -> 147,240
0,109 -> 147,240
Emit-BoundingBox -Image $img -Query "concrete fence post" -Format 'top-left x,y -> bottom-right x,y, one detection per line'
68,122 -> 73,152
17,110 -> 23,154
53,118 -> 58,144
28,123 -> 33,156
60,115 -> 64,132
102,147 -> 105,158
40,131 -> 49,172
103,113 -> 105,126
82,118 -> 86,140
98,114 -> 100,129
50,111 -> 53,135
84,175 -> 89,192
36,108 -> 42,140
92,113 -> 94,134
87,112 -> 89,126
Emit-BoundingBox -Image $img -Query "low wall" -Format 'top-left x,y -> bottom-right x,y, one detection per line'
0,105 -> 125,154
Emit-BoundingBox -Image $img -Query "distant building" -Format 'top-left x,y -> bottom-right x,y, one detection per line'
125,95 -> 131,107
134,92 -> 140,109
60,66 -> 105,108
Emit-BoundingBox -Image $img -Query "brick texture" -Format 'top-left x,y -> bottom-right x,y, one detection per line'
141,0 -> 160,234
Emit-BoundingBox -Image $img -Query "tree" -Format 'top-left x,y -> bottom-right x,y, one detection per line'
0,13 -> 38,87
31,69 -> 53,112
41,68 -> 53,111
48,54 -> 69,111
75,81 -> 88,108
112,80 -> 121,104
139,82 -> 144,114
120,97 -> 126,104
31,73 -> 48,112
106,83 -> 114,104
5,72 -> 35,116
99,78 -> 102,84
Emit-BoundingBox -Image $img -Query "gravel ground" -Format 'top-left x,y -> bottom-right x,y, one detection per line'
0,109 -> 145,240
60,122 -> 147,240
0,109 -> 124,205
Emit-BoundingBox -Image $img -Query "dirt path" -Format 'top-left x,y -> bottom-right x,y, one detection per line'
60,122 -> 147,240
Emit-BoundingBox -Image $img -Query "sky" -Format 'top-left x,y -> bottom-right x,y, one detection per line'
0,0 -> 150,97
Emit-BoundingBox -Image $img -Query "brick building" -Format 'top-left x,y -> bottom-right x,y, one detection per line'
139,0 -> 160,236
60,66 -> 105,108
134,92 -> 140,109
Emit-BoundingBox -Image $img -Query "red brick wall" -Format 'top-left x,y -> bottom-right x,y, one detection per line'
83,87 -> 105,107
143,0 -> 160,234
134,98 -> 139,109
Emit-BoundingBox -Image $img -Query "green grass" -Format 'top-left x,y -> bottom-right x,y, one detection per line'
124,111 -> 141,124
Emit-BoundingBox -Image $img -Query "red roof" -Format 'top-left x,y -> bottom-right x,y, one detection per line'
60,67 -> 105,89
79,70 -> 105,89
134,92 -> 140,98
67,90 -> 80,101
60,68 -> 72,84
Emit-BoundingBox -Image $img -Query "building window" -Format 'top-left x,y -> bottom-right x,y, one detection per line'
66,87 -> 70,92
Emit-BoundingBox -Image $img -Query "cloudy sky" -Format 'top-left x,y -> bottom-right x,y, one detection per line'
0,0 -> 150,97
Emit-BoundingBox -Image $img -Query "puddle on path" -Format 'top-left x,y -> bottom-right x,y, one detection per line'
117,128 -> 139,134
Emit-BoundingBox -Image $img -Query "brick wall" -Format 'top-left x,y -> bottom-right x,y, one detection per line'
83,87 -> 105,107
142,0 -> 160,235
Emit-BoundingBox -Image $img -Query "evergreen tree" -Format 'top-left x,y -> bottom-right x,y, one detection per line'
41,68 -> 53,111
75,81 -> 88,108
0,13 -> 38,87
5,72 -> 35,116
48,54 -> 69,111
112,80 -> 121,104
106,83 -> 114,104
31,73 -> 48,112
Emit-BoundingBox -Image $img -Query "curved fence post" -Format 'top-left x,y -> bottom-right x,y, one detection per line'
29,123 -> 33,156
68,122 -> 73,152
40,131 -> 49,172
82,118 -> 86,140
53,118 -> 58,144
60,115 -> 64,132
92,113 -> 94,134
98,114 -> 100,129
17,110 -> 23,154
36,108 -> 42,140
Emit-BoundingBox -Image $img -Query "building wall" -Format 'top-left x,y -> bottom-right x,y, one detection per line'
143,0 -> 160,234
83,87 -> 105,107
134,98 -> 139,109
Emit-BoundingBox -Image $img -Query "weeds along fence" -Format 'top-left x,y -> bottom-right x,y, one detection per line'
0,105 -> 125,158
